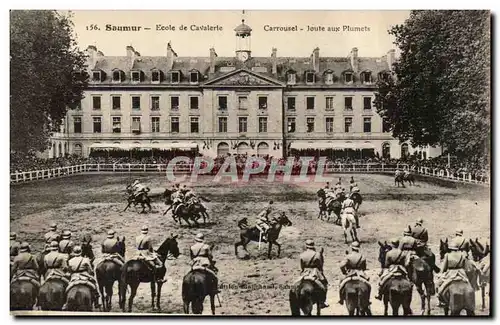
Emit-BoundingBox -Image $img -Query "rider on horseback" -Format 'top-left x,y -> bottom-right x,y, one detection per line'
436,240 -> 470,307
297,239 -> 329,309
44,223 -> 60,252
10,232 -> 21,264
59,230 -> 75,259
11,242 -> 40,287
170,184 -> 185,215
412,218 -> 440,273
399,226 -> 418,268
375,238 -> 407,300
44,241 -> 70,282
450,229 -> 470,258
256,200 -> 273,241
190,233 -> 220,294
131,179 -> 148,200
349,177 -> 360,193
342,193 -> 360,229
65,245 -> 100,309
135,225 -> 167,283
98,230 -> 125,267
338,241 -> 370,305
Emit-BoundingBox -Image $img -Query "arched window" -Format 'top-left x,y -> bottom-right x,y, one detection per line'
257,142 -> 269,157
382,142 -> 391,159
237,142 -> 250,155
217,142 -> 229,156
401,143 -> 409,159
360,71 -> 372,84
73,143 -> 82,157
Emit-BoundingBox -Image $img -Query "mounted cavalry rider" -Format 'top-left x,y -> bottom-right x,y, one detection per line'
411,218 -> 440,273
59,230 -> 75,258
256,200 -> 274,241
65,245 -> 100,309
97,230 -> 125,267
10,232 -> 21,264
135,225 -> 167,283
349,176 -> 360,193
450,229 -> 470,257
398,226 -> 418,267
190,233 -> 220,294
130,179 -> 149,200
44,223 -> 61,252
170,183 -> 185,213
342,192 -> 360,229
43,240 -> 70,282
338,241 -> 370,305
11,242 -> 40,287
297,239 -> 329,309
375,238 -> 407,300
436,240 -> 470,307
403,168 -> 410,178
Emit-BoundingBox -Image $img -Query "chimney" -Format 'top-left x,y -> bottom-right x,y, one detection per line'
387,49 -> 396,70
350,47 -> 359,72
312,47 -> 320,72
209,48 -> 218,74
166,42 -> 178,70
271,48 -> 277,74
126,45 -> 136,69
86,45 -> 98,69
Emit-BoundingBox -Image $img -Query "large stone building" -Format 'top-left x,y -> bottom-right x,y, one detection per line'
50,19 -> 440,160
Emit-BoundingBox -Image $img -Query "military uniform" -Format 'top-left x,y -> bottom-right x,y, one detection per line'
436,243 -> 470,303
399,229 -> 418,267
44,223 -> 60,251
256,201 -> 273,239
376,239 -> 408,300
44,241 -> 69,282
341,196 -> 359,228
10,233 -> 21,264
11,243 -> 40,287
190,233 -> 220,293
66,246 -> 99,308
412,219 -> 440,273
450,231 -> 470,256
338,242 -> 370,305
135,226 -> 166,282
59,231 -> 75,258
298,240 -> 328,308
97,230 -> 125,267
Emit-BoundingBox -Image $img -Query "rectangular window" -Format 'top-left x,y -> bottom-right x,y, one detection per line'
92,96 -> 101,110
383,117 -> 391,133
190,117 -> 199,133
190,96 -> 199,109
131,117 -> 141,133
363,73 -> 371,83
170,96 -> 179,110
259,117 -> 268,133
238,96 -> 248,110
325,73 -> 333,84
218,117 -> 227,133
363,97 -> 372,110
92,71 -> 101,82
306,97 -> 315,110
171,71 -> 180,83
73,117 -> 82,134
151,70 -> 160,83
325,97 -> 334,110
112,96 -> 121,110
306,118 -> 315,133
258,96 -> 268,109
288,73 -> 296,84
170,117 -> 179,133
151,96 -> 160,111
112,117 -> 121,133
364,117 -> 372,133
344,97 -> 353,110
306,72 -> 315,84
151,117 -> 160,133
131,71 -> 141,82
131,96 -> 140,110
218,96 -> 227,110
326,117 -> 334,133
345,117 -> 353,133
239,117 -> 248,133
287,117 -> 296,133
93,117 -> 101,133
345,73 -> 353,83
287,97 -> 296,110
190,72 -> 198,83
112,71 -> 121,82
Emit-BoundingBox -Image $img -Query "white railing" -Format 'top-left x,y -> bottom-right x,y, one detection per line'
10,163 -> 490,185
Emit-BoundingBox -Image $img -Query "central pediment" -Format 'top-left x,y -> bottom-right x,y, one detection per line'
203,69 -> 285,88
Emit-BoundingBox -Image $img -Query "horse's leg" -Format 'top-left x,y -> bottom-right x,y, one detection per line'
123,201 -> 132,212
98,282 -> 106,311
344,229 -> 348,244
147,200 -> 152,212
210,295 -> 216,315
352,227 -> 358,243
183,300 -> 190,314
267,242 -> 273,259
106,283 -> 113,312
415,284 -> 426,315
150,281 -> 156,310
163,206 -> 172,216
317,302 -> 321,316
273,241 -> 282,258
156,282 -> 163,310
128,282 -> 139,312
384,296 -> 389,316
481,283 -> 486,310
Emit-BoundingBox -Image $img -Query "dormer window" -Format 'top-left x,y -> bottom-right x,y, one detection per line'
361,71 -> 372,84
131,71 -> 141,83
92,71 -> 101,82
171,71 -> 180,83
151,70 -> 161,83
325,72 -> 334,85
112,70 -> 122,83
287,72 -> 296,85
379,72 -> 391,82
306,72 -> 315,84
344,72 -> 353,84
190,71 -> 199,84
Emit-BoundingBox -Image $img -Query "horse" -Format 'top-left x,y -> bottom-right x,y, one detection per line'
441,280 -> 475,316
316,188 -> 343,223
10,271 -> 40,311
378,241 -> 413,316
341,212 -> 359,244
403,173 -> 416,186
182,268 -> 218,315
120,234 -> 180,312
288,248 -> 325,316
343,279 -> 372,316
395,173 -> 406,188
95,236 -> 126,312
234,212 -> 293,259
469,238 -> 490,311
405,254 -> 434,315
124,188 -> 152,213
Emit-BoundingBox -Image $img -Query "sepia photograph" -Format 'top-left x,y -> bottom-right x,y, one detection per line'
9,9 -> 491,316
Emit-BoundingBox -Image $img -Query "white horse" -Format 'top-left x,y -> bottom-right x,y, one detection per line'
341,211 -> 359,244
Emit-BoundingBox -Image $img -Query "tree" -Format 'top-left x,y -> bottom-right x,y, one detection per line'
10,10 -> 88,154
374,10 -> 490,166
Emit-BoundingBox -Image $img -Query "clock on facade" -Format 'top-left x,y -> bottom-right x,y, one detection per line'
237,51 -> 250,62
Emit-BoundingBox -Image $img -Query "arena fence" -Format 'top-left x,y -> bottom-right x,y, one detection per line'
10,163 -> 489,186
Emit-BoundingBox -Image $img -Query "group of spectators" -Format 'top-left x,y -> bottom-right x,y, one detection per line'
10,151 -> 489,183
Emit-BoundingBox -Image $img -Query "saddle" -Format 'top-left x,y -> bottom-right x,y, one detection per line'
131,252 -> 158,271
96,253 -> 125,268
11,269 -> 41,288
339,270 -> 370,293
66,273 -> 97,293
44,269 -> 70,285
295,268 -> 326,291
437,269 -> 470,296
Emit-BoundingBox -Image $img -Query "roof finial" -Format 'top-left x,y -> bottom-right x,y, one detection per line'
242,9 -> 245,24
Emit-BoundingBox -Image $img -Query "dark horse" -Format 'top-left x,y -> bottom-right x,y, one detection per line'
395,173 -> 406,188
124,188 -> 152,213
95,236 -> 126,311
405,254 -> 434,315
469,238 -> 490,311
182,268 -> 219,315
289,248 -> 325,316
343,279 -> 372,316
403,173 -> 416,186
317,188 -> 343,223
10,270 -> 40,311
441,280 -> 475,316
120,234 -> 180,312
378,241 -> 413,316
163,189 -> 211,226
234,212 -> 293,259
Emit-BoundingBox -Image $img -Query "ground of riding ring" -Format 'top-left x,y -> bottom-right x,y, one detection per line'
10,173 -> 490,315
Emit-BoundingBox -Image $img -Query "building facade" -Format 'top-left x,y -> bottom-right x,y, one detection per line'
50,19 -> 440,160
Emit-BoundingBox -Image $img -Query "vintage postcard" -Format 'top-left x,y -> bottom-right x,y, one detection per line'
9,10 -> 491,316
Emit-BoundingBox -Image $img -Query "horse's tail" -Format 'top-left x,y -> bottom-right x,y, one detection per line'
289,288 -> 301,316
